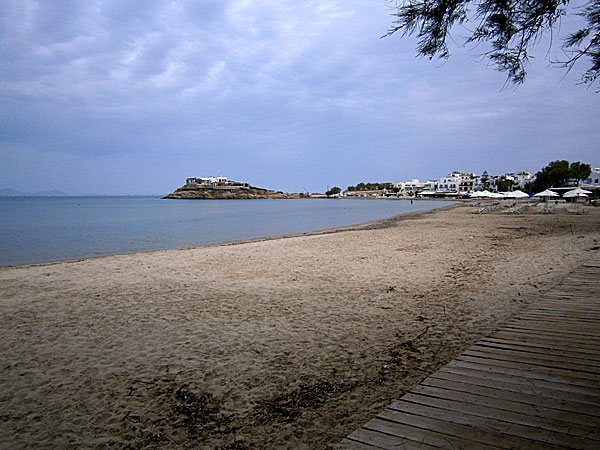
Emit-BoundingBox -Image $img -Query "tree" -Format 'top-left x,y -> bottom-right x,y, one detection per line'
524,159 -> 591,192
385,0 -> 600,89
570,161 -> 592,184
496,177 -> 517,192
326,186 -> 342,197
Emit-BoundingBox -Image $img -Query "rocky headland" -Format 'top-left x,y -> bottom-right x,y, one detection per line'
164,182 -> 304,199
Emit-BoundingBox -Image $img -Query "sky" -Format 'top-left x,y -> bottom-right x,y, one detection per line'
1,0 -> 599,195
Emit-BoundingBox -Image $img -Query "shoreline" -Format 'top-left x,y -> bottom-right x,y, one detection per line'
0,201 -> 460,270
1,202 -> 598,448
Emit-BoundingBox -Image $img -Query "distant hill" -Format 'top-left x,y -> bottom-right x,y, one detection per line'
0,188 -> 69,197
32,190 -> 70,197
0,188 -> 28,197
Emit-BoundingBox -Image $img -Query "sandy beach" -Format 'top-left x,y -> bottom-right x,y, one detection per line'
1,201 -> 599,449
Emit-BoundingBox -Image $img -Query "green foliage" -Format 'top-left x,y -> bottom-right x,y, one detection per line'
570,161 -> 592,182
496,177 -> 516,192
524,160 -> 592,192
346,182 -> 393,191
326,186 -> 342,197
386,0 -> 600,89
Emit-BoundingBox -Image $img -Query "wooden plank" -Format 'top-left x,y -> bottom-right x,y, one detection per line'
464,347 -> 600,372
472,341 -> 600,365
534,305 -> 600,313
456,352 -> 600,382
340,427 -> 438,449
480,337 -> 600,359
439,365 -> 600,397
385,400 -> 595,449
493,330 -> 600,350
516,315 -> 600,326
430,369 -> 600,406
519,312 -> 600,318
537,299 -> 600,306
505,319 -> 600,333
363,417 -> 499,450
336,436 -> 382,449
411,384 -> 600,427
390,393 -> 600,447
449,358 -> 600,388
492,329 -> 600,348
421,376 -> 600,417
515,314 -> 600,325
505,321 -> 600,334
534,304 -> 600,312
375,407 -> 558,450
498,326 -> 600,342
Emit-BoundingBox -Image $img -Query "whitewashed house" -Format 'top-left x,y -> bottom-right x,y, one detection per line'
437,174 -> 460,194
512,171 -> 535,188
583,168 -> 600,189
186,177 -> 229,186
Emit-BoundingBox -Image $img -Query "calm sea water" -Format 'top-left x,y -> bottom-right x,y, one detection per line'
0,197 -> 451,266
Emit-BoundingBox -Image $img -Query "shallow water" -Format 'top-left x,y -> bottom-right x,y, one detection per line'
0,197 -> 451,266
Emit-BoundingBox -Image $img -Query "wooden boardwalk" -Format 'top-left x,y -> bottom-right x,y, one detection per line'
338,257 -> 600,449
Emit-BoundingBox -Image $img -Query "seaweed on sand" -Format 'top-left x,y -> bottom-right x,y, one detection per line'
254,380 -> 356,423
123,377 -> 236,447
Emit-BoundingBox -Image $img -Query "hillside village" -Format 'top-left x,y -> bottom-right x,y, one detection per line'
330,168 -> 600,198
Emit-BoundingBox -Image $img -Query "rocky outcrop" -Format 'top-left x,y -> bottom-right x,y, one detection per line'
163,183 -> 305,199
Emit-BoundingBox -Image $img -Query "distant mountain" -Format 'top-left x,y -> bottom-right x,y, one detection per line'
0,188 -> 69,197
0,188 -> 29,197
32,190 -> 69,197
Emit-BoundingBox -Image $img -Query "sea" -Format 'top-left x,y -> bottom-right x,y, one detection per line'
0,196 -> 451,267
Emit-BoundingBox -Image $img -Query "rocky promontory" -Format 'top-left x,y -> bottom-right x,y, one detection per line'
164,181 -> 305,199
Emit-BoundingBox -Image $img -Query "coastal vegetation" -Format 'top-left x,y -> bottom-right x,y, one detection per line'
524,160 -> 592,193
325,186 -> 342,197
346,182 -> 396,192
386,0 -> 600,89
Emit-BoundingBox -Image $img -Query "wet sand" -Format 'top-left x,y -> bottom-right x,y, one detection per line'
1,202 -> 599,448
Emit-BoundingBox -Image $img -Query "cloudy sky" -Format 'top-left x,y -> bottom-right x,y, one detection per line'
1,0 -> 598,195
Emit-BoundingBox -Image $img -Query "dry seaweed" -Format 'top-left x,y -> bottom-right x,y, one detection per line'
254,380 -> 356,424
123,377 -> 236,447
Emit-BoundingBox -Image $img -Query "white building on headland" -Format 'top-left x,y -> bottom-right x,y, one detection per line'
185,177 -> 251,188
186,177 -> 229,186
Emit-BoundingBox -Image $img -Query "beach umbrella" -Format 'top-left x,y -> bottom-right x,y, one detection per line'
504,190 -> 529,199
563,187 -> 592,198
534,189 -> 559,198
486,192 -> 504,199
534,189 -> 559,209
563,187 -> 591,211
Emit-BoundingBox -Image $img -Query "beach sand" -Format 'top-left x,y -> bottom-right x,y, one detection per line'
1,202 -> 599,449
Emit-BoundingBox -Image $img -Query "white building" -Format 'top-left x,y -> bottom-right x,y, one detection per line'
457,172 -> 476,193
583,168 -> 600,189
437,175 -> 460,193
401,179 -> 435,196
512,171 -> 535,188
186,177 -> 229,186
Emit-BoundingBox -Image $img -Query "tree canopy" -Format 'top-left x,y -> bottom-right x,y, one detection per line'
524,160 -> 592,192
346,182 -> 394,191
386,0 -> 600,89
326,186 -> 342,196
